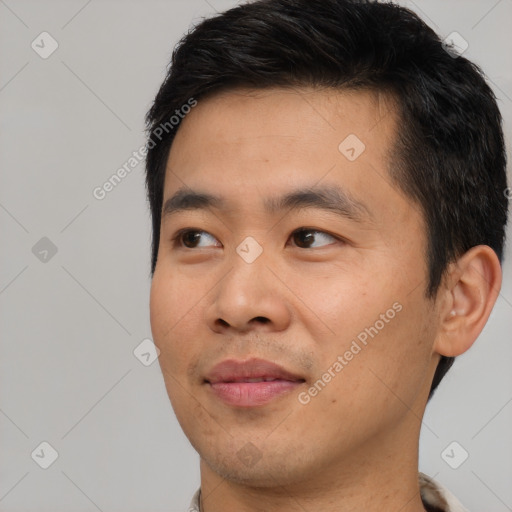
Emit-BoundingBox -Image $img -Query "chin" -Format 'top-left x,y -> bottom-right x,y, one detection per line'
204,457 -> 294,487
198,440 -> 315,489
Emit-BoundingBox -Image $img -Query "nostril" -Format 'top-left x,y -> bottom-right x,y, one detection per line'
252,316 -> 270,324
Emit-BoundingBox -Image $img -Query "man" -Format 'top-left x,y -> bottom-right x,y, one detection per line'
144,1 -> 508,510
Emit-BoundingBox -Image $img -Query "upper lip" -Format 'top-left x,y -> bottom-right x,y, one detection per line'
205,358 -> 305,384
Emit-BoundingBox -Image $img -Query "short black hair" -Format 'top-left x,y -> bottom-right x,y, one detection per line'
145,0 -> 508,398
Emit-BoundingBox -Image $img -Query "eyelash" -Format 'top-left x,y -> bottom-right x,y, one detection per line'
170,228 -> 342,250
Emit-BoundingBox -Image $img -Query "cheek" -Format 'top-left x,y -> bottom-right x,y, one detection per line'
302,271 -> 379,340
297,307 -> 434,456
149,269 -> 204,372
305,267 -> 434,402
150,264 -> 203,331
150,273 -> 203,427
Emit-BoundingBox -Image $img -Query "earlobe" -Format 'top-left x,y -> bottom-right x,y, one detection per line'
433,245 -> 502,358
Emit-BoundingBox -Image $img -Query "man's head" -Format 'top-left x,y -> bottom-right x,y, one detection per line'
145,0 -> 507,493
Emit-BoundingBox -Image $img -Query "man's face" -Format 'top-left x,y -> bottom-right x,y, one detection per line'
150,87 -> 441,487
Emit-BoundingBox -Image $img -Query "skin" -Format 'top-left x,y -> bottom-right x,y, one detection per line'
149,86 -> 502,512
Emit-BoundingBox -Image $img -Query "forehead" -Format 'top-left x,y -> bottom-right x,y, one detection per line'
164,86 -> 404,216
171,86 -> 397,155
168,86 -> 397,179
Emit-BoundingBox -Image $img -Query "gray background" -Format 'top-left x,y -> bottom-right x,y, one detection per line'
0,0 -> 511,510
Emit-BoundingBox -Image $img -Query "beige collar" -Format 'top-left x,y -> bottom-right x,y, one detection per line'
187,473 -> 468,512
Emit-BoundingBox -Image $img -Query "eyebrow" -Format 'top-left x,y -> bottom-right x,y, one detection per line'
161,185 -> 372,223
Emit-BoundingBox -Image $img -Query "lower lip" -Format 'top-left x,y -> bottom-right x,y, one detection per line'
208,380 -> 303,407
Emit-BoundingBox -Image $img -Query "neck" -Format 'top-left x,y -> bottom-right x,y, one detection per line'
198,420 -> 427,512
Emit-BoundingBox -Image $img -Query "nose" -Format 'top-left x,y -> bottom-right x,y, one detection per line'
205,252 -> 292,335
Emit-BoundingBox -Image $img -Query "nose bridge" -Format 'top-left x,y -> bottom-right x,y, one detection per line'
226,233 -> 269,289
222,241 -> 271,307
207,241 -> 291,332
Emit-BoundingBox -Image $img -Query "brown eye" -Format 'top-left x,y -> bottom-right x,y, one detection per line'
174,229 -> 219,249
182,231 -> 202,248
291,229 -> 337,248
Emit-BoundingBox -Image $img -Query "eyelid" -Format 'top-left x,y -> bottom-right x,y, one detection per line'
293,227 -> 338,238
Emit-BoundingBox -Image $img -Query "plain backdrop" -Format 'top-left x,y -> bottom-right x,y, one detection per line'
0,0 -> 511,510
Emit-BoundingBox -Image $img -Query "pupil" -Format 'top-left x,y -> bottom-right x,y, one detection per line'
183,231 -> 200,247
296,230 -> 313,247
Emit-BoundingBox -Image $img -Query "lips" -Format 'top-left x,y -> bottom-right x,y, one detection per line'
204,358 -> 305,407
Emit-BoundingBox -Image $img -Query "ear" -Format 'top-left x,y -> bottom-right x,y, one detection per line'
433,245 -> 502,358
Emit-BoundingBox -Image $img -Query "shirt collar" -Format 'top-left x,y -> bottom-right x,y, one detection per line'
187,473 -> 468,512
